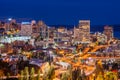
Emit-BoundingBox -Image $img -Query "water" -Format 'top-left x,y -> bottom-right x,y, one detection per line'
91,25 -> 120,39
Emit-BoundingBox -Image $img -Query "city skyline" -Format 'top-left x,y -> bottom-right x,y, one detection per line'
0,0 -> 120,25
0,1 -> 120,79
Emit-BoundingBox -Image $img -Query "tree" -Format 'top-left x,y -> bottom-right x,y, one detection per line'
77,68 -> 82,80
6,73 -> 10,79
36,69 -> 41,80
0,70 -> 4,79
71,67 -> 82,80
72,68 -> 77,80
43,65 -> 55,80
113,73 -> 118,80
81,69 -> 87,80
47,65 -> 55,80
96,72 -> 104,80
24,67 -> 29,80
61,72 -> 69,80
104,71 -> 118,80
19,70 -> 24,80
95,60 -> 104,75
67,66 -> 72,80
30,67 -> 35,80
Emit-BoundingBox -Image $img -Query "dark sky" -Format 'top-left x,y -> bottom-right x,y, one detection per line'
0,0 -> 120,25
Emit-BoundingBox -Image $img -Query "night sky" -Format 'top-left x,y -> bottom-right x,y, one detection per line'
0,0 -> 120,25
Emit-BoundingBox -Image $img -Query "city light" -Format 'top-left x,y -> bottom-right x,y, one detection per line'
8,18 -> 12,21
0,19 -> 119,80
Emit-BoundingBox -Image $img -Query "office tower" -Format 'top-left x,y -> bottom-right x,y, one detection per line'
37,21 -> 48,39
79,20 -> 90,42
31,20 -> 36,26
0,21 -> 6,34
8,19 -> 17,30
103,25 -> 113,41
74,20 -> 90,43
48,27 -> 56,39
30,20 -> 40,38
31,20 -> 38,33
74,26 -> 81,43
20,22 -> 32,36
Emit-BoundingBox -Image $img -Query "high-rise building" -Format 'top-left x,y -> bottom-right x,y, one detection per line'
79,20 -> 90,42
48,27 -> 56,39
20,22 -> 32,36
7,19 -> 17,30
0,21 -> 6,34
103,25 -> 113,41
74,27 -> 81,43
74,20 -> 90,43
31,20 -> 38,33
31,20 -> 40,38
37,21 -> 48,39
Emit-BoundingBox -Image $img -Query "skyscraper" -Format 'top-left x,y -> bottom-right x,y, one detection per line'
20,22 -> 32,36
74,26 -> 81,43
78,20 -> 90,42
103,25 -> 113,41
37,20 -> 48,40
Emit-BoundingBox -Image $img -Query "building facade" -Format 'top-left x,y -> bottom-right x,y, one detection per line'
37,21 -> 48,40
74,20 -> 90,43
20,22 -> 32,36
103,25 -> 113,41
